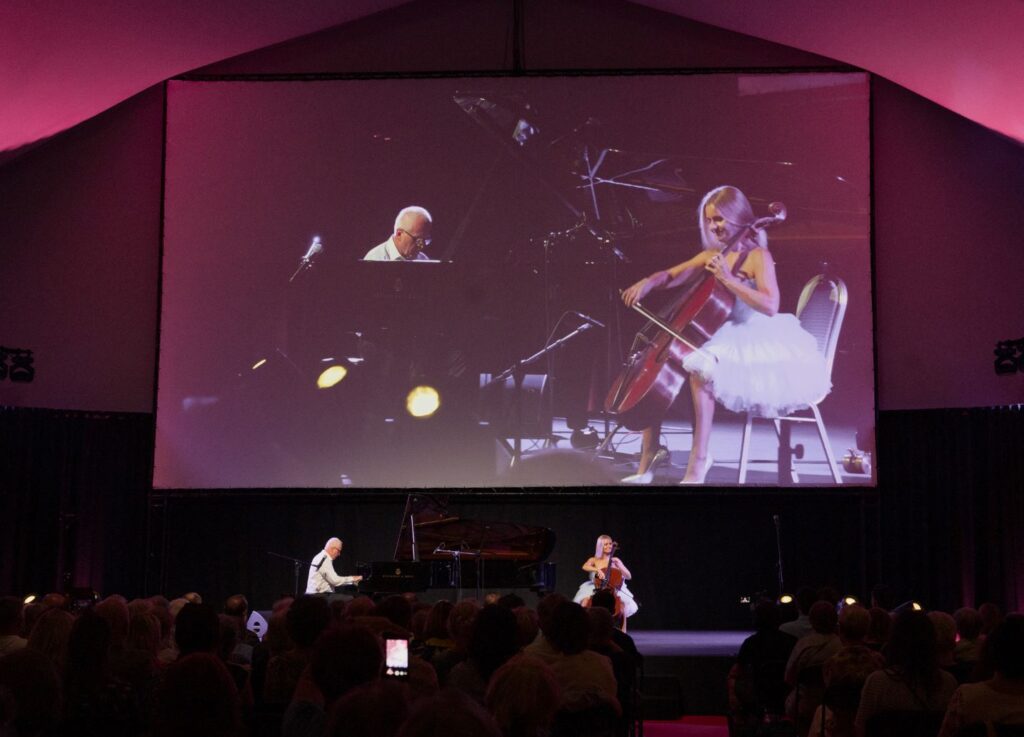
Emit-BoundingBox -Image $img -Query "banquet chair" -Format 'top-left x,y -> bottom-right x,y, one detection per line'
737,275 -> 847,484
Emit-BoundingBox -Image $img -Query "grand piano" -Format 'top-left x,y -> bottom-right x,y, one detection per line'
357,495 -> 557,595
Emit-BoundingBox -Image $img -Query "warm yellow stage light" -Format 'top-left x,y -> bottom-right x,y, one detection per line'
844,596 -> 858,606
23,594 -> 36,604
778,594 -> 793,605
911,601 -> 923,611
316,365 -> 348,389
406,385 -> 440,418
251,358 -> 267,370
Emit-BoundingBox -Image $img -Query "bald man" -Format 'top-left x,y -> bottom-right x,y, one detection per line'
363,206 -> 433,261
306,537 -> 363,594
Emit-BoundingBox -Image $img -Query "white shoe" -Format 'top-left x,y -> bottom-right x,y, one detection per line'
679,454 -> 714,484
621,470 -> 654,485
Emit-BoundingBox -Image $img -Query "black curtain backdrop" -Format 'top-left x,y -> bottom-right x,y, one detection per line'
0,407 -> 152,598
2,405 -> 1021,625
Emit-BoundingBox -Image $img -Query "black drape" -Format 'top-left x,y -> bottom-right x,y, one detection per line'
0,407 -> 152,597
876,406 -> 1024,613
2,405 -> 1022,624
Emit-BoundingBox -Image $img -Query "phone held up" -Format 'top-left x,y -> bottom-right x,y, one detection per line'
385,636 -> 409,679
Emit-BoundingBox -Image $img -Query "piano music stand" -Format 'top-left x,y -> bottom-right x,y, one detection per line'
432,545 -> 484,601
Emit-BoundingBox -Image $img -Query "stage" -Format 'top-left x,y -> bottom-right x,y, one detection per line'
631,630 -> 750,717
515,415 -> 869,486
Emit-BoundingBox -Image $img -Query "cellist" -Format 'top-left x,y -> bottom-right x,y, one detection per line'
619,185 -> 830,484
574,535 -> 638,623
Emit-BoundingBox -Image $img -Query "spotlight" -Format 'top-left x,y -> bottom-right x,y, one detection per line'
251,358 -> 267,370
778,594 -> 794,605
23,594 -> 36,604
843,596 -> 859,606
406,385 -> 440,418
893,600 -> 924,614
316,365 -> 348,389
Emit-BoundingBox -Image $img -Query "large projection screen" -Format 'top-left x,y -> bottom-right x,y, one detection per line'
155,73 -> 873,489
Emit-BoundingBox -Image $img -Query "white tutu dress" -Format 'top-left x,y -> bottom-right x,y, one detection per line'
573,574 -> 639,618
681,283 -> 831,418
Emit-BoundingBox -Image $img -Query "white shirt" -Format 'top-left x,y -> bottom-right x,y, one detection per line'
306,550 -> 360,594
363,237 -> 431,261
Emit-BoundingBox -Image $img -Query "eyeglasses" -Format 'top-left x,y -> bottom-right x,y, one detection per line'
398,228 -> 431,248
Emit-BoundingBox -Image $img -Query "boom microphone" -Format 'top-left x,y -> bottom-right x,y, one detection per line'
290,236 -> 323,282
571,311 -> 606,329
302,236 -> 323,264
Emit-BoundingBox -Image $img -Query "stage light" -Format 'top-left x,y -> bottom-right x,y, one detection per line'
893,600 -> 924,614
406,385 -> 440,418
778,594 -> 793,605
844,596 -> 859,606
251,358 -> 267,370
316,365 -> 348,389
23,594 -> 36,604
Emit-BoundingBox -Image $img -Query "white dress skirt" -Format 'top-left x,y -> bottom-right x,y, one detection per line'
573,577 -> 639,618
680,297 -> 831,418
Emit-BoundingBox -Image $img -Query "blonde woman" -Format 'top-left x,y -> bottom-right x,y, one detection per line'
620,185 -> 830,484
573,535 -> 638,621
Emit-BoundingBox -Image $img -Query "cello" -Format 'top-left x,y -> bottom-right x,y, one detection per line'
580,542 -> 626,624
604,202 -> 787,431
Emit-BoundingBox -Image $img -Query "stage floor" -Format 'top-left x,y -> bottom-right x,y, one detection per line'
631,630 -> 751,657
525,415 -> 871,486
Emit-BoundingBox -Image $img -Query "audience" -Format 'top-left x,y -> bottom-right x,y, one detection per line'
486,654 -> 562,737
26,606 -> 74,671
937,613 -> 1024,737
807,646 -> 883,737
780,587 -> 818,641
953,607 -> 985,666
448,604 -> 522,704
854,609 -> 958,735
2,581 -> 1021,737
0,597 -> 27,657
729,599 -> 797,735
862,607 -> 891,652
785,599 -> 841,732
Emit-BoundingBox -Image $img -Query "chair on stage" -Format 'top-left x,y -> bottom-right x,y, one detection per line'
737,274 -> 847,485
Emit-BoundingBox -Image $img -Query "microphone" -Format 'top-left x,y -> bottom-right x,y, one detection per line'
290,236 -> 323,283
571,311 -> 606,329
302,236 -> 323,264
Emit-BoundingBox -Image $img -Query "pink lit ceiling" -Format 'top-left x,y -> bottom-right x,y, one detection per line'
1,0 -> 1021,156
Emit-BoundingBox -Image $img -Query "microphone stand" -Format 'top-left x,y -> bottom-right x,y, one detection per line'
772,515 -> 784,598
484,322 -> 597,467
266,550 -> 316,597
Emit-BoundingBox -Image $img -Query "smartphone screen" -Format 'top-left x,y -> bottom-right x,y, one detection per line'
385,637 -> 409,679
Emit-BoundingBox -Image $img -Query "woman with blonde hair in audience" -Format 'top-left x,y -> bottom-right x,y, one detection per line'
26,607 -> 74,672
808,646 -> 883,737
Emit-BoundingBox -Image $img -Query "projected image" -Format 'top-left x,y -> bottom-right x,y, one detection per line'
155,73 -> 873,488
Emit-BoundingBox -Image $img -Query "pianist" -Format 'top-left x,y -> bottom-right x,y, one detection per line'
363,206 -> 433,261
306,537 -> 363,595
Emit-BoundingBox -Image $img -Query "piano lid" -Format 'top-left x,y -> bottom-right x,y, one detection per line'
393,494 -> 556,563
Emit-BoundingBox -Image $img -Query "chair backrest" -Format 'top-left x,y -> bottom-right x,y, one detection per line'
864,709 -> 946,737
794,275 -> 848,383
